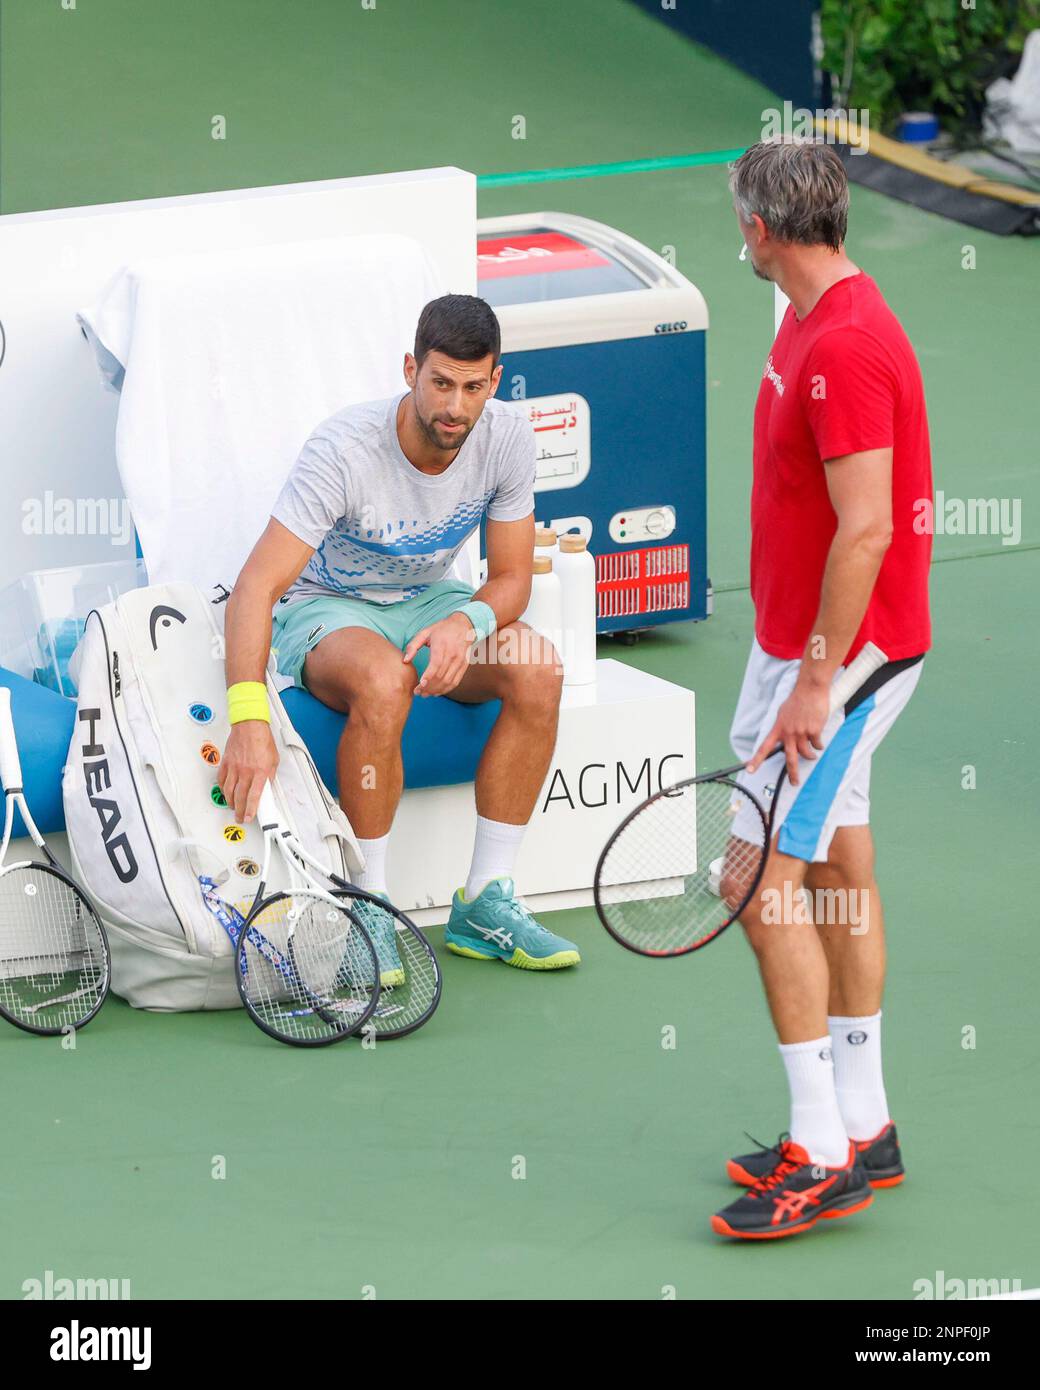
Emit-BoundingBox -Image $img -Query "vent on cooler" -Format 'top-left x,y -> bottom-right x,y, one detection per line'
596,544 -> 690,620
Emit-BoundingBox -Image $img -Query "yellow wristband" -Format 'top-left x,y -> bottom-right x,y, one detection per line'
227,681 -> 270,725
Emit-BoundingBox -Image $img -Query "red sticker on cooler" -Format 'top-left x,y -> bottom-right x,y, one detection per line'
476,232 -> 611,280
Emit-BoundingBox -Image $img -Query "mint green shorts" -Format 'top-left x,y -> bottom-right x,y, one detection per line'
272,579 -> 477,689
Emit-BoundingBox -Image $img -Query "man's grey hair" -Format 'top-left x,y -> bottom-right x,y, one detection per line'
730,140 -> 849,250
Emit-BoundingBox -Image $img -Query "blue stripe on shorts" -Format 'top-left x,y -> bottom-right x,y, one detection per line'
777,694 -> 876,860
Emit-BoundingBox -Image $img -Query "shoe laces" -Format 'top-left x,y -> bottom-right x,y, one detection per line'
747,1139 -> 800,1198
500,894 -> 546,934
743,1129 -> 790,1158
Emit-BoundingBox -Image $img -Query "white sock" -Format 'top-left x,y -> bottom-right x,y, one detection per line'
355,833 -> 390,895
464,816 -> 526,901
778,1037 -> 849,1169
829,1011 -> 890,1141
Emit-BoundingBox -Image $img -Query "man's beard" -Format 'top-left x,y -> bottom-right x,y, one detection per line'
417,404 -> 471,451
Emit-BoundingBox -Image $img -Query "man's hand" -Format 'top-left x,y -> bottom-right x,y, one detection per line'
218,721 -> 280,821
747,676 -> 832,786
403,612 -> 476,696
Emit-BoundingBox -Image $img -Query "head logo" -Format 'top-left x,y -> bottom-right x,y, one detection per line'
78,709 -> 138,883
149,604 -> 187,650
848,1030 -> 868,1045
818,1046 -> 832,1061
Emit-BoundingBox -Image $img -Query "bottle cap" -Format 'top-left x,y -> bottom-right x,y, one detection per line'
534,527 -> 558,546
559,533 -> 588,553
532,555 -> 553,575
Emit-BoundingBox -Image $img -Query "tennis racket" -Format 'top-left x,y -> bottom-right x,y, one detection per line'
0,686 -> 111,1034
234,784 -> 381,1047
276,829 -> 443,1041
594,643 -> 888,958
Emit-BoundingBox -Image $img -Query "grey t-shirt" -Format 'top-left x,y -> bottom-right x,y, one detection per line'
272,391 -> 536,605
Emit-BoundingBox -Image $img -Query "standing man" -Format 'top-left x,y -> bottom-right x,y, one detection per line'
712,141 -> 932,1239
218,294 -> 580,982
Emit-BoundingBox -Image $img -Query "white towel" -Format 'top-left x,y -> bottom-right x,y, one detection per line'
77,234 -> 445,593
985,29 -> 1040,153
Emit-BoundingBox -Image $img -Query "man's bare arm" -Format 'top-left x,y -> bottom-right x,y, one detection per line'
225,519 -> 315,681
219,519 -> 316,819
402,512 -> 535,696
472,512 -> 536,626
802,447 -> 894,686
748,448 -> 892,782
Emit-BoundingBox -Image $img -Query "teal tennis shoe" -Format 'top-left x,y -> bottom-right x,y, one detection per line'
445,877 -> 580,970
338,893 -> 405,989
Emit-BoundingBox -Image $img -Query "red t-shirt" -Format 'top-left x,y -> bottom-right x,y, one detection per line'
750,271 -> 932,663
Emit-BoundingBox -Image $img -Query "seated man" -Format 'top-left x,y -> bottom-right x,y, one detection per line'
218,293 -> 580,980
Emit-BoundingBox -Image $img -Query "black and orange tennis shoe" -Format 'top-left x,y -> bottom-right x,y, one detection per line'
711,1140 -> 873,1240
853,1122 -> 905,1188
727,1122 -> 905,1190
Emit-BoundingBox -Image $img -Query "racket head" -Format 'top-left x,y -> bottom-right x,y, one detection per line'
0,860 -> 111,1034
333,888 -> 442,1041
594,772 -> 774,958
235,888 -> 380,1047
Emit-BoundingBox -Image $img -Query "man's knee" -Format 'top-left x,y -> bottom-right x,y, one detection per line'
739,849 -> 810,941
813,826 -> 875,889
348,659 -> 416,726
309,642 -> 415,732
495,621 -> 562,693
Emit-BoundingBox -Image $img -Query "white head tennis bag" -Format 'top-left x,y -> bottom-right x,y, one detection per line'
61,582 -> 364,1011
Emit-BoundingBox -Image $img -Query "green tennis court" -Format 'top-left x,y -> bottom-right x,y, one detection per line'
1,0 -> 1037,1301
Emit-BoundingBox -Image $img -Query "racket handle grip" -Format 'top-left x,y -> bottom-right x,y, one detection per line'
257,781 -> 279,830
0,686 -> 25,792
829,642 -> 888,715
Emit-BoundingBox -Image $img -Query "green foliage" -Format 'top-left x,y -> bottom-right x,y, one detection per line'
820,0 -> 1040,139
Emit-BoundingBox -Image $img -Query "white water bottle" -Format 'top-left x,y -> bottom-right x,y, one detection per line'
520,555 -> 563,648
555,533 -> 597,686
534,525 -> 559,564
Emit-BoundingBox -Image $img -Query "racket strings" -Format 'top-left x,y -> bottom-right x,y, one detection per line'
337,895 -> 441,1038
596,778 -> 768,954
238,891 -> 377,1044
0,864 -> 108,1029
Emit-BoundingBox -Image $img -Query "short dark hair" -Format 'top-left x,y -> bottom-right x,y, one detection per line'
730,140 -> 849,251
414,294 -> 501,369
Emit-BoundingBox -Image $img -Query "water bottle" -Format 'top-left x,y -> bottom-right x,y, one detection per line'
555,533 -> 597,686
520,555 -> 563,653
534,525 -> 558,564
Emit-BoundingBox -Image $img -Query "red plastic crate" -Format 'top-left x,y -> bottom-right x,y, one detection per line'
595,544 -> 690,620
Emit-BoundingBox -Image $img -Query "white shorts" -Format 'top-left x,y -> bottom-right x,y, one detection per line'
729,639 -> 924,863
